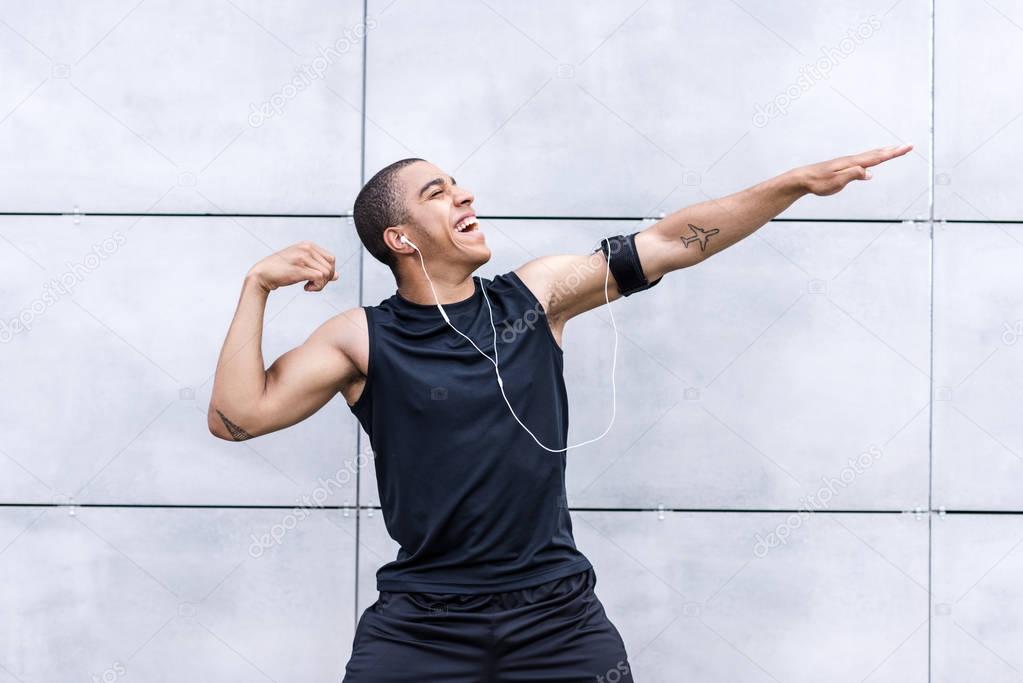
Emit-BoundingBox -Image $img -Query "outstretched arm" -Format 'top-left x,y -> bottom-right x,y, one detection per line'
515,144 -> 913,328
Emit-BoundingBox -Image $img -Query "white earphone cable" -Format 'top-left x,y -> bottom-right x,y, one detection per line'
408,240 -> 618,453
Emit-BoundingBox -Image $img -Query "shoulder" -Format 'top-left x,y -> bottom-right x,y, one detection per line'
315,306 -> 367,340
510,254 -> 601,324
312,306 -> 369,376
512,255 -> 572,288
507,257 -> 561,301
489,266 -> 543,309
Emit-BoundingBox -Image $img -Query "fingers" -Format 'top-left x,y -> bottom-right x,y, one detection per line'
855,143 -> 914,168
808,144 -> 913,195
300,266 -> 330,291
836,165 -> 870,185
305,241 -> 337,273
810,165 -> 869,195
305,249 -> 335,281
827,143 -> 912,172
294,241 -> 338,291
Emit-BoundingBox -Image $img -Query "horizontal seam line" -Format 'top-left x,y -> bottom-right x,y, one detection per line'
0,213 -> 951,222
0,503 -> 1009,513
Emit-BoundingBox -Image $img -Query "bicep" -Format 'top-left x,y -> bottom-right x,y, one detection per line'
633,225 -> 696,282
514,251 -> 622,324
514,228 -> 683,323
254,311 -> 363,435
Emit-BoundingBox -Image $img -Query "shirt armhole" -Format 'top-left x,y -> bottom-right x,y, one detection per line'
349,305 -> 374,412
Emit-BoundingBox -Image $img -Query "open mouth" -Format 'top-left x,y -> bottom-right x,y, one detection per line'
453,214 -> 480,236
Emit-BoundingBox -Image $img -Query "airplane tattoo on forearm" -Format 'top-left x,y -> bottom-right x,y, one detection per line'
680,223 -> 719,252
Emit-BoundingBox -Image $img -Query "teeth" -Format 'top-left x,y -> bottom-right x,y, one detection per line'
455,217 -> 477,233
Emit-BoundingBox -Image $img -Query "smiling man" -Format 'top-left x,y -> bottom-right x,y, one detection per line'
208,144 -> 912,682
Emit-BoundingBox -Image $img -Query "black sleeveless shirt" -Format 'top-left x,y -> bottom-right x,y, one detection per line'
349,270 -> 592,594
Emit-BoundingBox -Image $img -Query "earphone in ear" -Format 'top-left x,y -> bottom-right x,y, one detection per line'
400,235 -> 418,250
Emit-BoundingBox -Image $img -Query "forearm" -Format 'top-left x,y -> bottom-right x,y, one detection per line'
208,274 -> 272,438
649,170 -> 807,264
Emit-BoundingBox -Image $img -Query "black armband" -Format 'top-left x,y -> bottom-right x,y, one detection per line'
592,233 -> 663,297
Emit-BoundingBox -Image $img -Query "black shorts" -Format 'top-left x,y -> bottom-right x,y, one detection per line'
342,567 -> 634,682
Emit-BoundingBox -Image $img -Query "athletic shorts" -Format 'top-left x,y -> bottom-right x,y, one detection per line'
342,567 -> 634,682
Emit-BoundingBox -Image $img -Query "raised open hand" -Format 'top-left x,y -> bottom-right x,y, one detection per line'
795,144 -> 913,196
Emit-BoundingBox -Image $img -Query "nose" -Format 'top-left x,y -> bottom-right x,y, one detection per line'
454,185 -> 474,207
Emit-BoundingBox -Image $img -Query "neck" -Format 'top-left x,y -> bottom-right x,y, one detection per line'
397,266 -> 476,306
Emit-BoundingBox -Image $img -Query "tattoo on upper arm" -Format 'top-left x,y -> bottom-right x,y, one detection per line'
680,223 -> 720,252
216,409 -> 253,441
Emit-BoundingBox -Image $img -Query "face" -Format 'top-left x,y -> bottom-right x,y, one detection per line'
387,161 -> 491,272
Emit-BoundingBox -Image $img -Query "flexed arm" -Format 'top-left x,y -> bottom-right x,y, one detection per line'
515,144 -> 913,327
207,241 -> 363,441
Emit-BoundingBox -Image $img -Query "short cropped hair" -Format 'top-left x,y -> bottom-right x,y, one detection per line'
353,158 -> 424,272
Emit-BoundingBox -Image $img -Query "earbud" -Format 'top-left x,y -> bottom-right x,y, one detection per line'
400,235 -> 418,250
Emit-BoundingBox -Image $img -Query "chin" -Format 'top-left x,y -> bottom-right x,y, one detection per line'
473,246 -> 492,267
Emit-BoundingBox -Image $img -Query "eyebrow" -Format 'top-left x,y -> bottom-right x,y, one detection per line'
418,176 -> 456,198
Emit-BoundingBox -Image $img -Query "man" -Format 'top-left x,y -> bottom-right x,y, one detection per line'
208,144 -> 912,681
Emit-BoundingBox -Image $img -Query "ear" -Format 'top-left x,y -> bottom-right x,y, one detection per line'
383,226 -> 416,254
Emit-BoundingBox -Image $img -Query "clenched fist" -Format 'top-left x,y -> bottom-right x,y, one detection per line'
247,241 -> 339,292
792,144 -> 913,197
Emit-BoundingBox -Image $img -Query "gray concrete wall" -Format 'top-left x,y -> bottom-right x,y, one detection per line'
1,0 -> 1019,680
